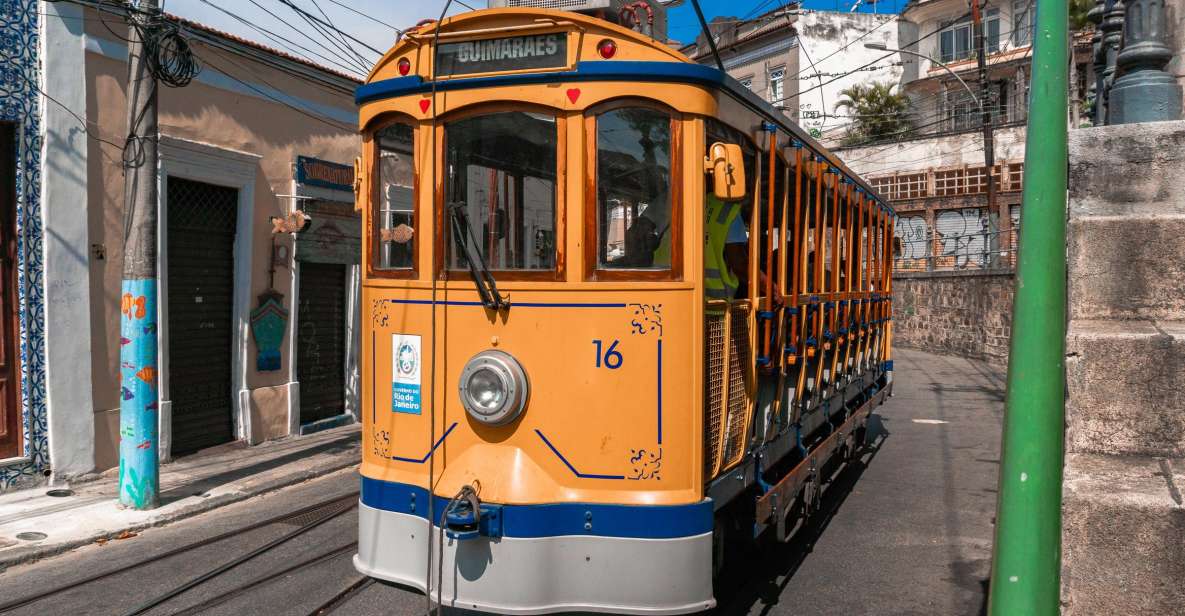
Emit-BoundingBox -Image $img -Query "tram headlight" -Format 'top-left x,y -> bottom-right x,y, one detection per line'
458,350 -> 528,426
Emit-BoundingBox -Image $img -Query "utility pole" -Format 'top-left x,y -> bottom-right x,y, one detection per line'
970,0 -> 1000,268
119,0 -> 161,510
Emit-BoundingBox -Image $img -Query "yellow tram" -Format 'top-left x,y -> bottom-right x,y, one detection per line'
352,8 -> 895,613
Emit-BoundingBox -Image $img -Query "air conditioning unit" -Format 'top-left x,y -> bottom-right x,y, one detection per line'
487,0 -> 669,41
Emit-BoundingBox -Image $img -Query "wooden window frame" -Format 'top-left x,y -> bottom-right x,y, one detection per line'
368,113 -> 420,280
583,98 -> 683,282
433,102 -> 567,282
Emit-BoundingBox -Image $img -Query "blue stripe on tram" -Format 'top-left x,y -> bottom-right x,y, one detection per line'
359,476 -> 713,539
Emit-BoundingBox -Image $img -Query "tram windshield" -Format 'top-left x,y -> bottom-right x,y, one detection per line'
444,111 -> 558,272
595,107 -> 671,270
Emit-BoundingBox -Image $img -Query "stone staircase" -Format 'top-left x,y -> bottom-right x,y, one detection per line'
1061,122 -> 1185,614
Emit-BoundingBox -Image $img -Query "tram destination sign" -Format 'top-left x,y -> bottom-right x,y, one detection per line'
436,33 -> 567,77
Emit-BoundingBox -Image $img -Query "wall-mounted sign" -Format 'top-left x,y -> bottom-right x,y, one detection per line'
296,199 -> 361,265
392,334 -> 422,415
296,156 -> 354,192
436,33 -> 567,77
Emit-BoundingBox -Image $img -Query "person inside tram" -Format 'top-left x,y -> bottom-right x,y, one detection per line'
706,198 -> 782,304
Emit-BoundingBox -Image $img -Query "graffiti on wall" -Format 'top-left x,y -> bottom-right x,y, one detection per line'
935,208 -> 991,269
894,215 -> 928,261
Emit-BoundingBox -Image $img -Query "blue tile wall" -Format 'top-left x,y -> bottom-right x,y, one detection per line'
0,0 -> 48,490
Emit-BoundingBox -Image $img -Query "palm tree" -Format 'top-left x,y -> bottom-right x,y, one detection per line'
834,81 -> 913,146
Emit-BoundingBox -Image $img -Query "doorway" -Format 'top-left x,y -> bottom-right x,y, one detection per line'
0,123 -> 21,460
297,262 -> 347,425
166,176 -> 238,456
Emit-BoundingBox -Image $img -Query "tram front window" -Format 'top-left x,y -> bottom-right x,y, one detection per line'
444,111 -> 557,272
595,107 -> 672,270
377,122 -> 416,270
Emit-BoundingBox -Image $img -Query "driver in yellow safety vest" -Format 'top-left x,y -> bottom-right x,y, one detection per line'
704,194 -> 745,301
705,195 -> 783,305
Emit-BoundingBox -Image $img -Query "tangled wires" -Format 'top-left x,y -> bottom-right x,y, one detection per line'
133,9 -> 201,88
120,5 -> 200,169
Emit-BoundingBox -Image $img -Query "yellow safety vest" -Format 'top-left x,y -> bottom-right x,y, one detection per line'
705,196 -> 741,301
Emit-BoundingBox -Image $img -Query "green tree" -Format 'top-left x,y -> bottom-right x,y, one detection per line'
834,81 -> 913,146
1069,0 -> 1094,30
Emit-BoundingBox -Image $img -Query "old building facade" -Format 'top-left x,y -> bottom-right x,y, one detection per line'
1,1 -> 366,490
679,7 -> 902,140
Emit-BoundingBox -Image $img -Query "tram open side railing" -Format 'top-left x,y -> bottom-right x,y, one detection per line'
703,153 -> 895,483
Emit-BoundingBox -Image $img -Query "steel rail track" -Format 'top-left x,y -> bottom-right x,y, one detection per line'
306,575 -> 376,616
169,541 -> 359,616
0,491 -> 359,614
121,500 -> 358,616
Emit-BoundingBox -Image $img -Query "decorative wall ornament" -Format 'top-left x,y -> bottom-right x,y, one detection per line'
250,290 -> 288,372
0,0 -> 48,491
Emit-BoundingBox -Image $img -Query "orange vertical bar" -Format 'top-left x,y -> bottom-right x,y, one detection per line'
762,130 -> 777,367
790,147 -> 803,364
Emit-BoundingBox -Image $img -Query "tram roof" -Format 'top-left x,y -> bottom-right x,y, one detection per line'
360,9 -> 893,214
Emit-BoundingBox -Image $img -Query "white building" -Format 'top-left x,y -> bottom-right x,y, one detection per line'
794,11 -> 902,140
679,8 -> 902,140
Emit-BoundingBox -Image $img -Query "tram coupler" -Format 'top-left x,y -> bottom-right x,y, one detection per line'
444,497 -> 504,541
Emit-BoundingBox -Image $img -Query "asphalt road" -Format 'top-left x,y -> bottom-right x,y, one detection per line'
0,348 -> 1003,616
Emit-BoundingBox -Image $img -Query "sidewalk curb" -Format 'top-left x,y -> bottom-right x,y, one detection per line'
0,447 -> 360,572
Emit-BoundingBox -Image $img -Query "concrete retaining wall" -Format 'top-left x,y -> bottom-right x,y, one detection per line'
892,270 -> 1014,362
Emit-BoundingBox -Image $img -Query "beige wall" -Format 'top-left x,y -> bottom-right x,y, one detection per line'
84,13 -> 359,468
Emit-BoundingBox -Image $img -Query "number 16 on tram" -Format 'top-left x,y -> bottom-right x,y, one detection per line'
353,7 -> 895,614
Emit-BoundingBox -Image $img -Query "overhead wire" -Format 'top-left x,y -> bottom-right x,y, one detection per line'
276,0 -> 373,72
322,0 -> 404,35
272,0 -> 384,56
308,0 -> 372,67
245,0 -> 370,73
196,0 -> 366,77
192,48 -> 356,132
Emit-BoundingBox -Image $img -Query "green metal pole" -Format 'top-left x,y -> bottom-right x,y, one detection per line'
988,0 -> 1068,611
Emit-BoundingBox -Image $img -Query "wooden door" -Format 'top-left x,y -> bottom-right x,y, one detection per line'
0,123 -> 22,460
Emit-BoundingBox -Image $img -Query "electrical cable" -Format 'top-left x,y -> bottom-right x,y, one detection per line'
322,0 -> 404,34
277,0 -> 373,72
0,47 -> 125,155
197,0 -> 366,77
308,0 -> 372,67
194,49 -> 356,132
273,0 -> 384,56
244,0 -> 369,73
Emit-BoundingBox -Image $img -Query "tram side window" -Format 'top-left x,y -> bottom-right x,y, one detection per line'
596,107 -> 672,270
445,112 -> 557,271
376,122 -> 416,270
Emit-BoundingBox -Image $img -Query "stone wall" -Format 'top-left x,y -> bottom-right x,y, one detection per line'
892,270 -> 1014,362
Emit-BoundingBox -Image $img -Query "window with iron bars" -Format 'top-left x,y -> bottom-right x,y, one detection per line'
942,81 -> 1011,131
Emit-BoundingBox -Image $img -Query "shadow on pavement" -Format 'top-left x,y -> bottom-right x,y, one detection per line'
711,413 -> 892,616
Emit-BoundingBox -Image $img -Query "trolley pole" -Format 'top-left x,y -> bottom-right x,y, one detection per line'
970,0 -> 999,268
987,0 -> 1067,609
118,0 -> 161,510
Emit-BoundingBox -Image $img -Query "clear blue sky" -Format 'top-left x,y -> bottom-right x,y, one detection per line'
165,0 -> 905,78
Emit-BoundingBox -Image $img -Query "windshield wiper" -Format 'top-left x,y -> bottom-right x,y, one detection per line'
448,202 -> 508,311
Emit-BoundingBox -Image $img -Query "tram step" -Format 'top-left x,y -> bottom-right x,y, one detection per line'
1060,452 -> 1185,616
1069,120 -> 1185,219
1066,319 -> 1185,458
1068,214 -> 1185,322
